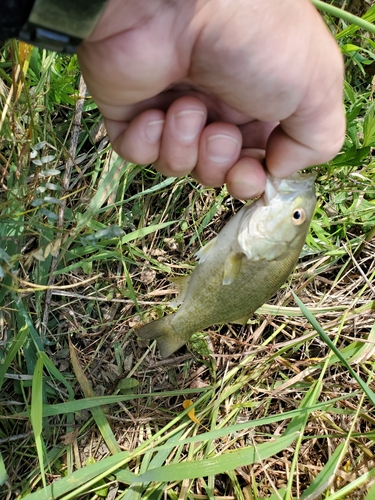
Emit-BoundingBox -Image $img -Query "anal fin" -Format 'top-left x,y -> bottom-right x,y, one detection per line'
169,274 -> 190,307
231,316 -> 249,325
137,316 -> 188,358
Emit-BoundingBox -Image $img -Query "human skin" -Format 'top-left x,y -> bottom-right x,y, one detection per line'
78,0 -> 345,199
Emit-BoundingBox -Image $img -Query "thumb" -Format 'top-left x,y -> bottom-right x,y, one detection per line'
266,111 -> 345,177
266,58 -> 345,177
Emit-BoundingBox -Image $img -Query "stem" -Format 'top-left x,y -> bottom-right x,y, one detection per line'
311,0 -> 375,34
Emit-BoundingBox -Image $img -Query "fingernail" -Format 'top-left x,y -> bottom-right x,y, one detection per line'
174,110 -> 205,140
145,119 -> 164,142
206,134 -> 239,163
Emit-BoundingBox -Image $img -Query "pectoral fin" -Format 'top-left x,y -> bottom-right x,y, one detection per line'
222,252 -> 244,285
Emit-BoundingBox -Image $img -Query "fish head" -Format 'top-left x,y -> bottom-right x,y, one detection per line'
238,171 -> 316,261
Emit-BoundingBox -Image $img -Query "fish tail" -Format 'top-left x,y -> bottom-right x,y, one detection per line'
137,316 -> 188,358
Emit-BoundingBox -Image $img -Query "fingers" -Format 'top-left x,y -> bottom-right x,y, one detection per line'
105,96 -> 252,193
105,110 -> 166,165
104,78 -> 344,203
156,98 -> 207,176
105,96 -> 208,170
226,155 -> 267,199
193,123 -> 242,186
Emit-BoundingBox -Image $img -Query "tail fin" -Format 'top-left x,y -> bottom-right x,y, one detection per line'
137,316 -> 187,358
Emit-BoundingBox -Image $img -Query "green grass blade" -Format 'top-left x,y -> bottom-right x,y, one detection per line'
121,428 -> 186,499
137,432 -> 299,483
364,476 -> 375,500
75,153 -> 129,232
301,442 -> 345,499
30,354 -> 47,489
122,177 -> 177,204
22,451 -> 135,500
335,4 -> 375,39
311,0 -> 375,34
293,292 -> 375,406
69,340 -> 121,454
33,387 -> 208,417
38,352 -> 74,399
285,381 -> 323,498
0,324 -> 28,391
285,381 -> 322,435
188,187 -> 227,247
326,468 -> 375,500
0,452 -> 8,486
120,220 -> 177,244
257,303 -> 348,317
12,294 -> 44,351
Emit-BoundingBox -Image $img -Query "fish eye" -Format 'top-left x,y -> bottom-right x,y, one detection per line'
292,208 -> 306,225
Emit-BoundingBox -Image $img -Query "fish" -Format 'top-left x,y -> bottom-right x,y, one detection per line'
138,171 -> 316,358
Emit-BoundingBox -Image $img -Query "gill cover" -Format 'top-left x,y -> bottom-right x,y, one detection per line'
237,172 -> 316,261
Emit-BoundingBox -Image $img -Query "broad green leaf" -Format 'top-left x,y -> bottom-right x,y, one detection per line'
341,43 -> 361,53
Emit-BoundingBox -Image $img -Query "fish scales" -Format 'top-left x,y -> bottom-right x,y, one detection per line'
179,250 -> 301,327
138,171 -> 316,358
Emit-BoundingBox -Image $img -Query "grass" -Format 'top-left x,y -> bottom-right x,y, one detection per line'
1,1 -> 375,499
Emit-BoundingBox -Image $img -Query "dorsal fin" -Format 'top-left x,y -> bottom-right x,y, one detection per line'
195,236 -> 218,263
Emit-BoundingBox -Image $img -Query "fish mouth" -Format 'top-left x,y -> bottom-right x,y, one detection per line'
264,171 -> 316,205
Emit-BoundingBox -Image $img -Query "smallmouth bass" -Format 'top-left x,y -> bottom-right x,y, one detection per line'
138,171 -> 316,358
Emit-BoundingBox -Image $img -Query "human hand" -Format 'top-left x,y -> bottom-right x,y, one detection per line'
78,0 -> 345,199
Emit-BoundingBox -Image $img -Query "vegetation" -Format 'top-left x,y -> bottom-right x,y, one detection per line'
1,1 -> 375,498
